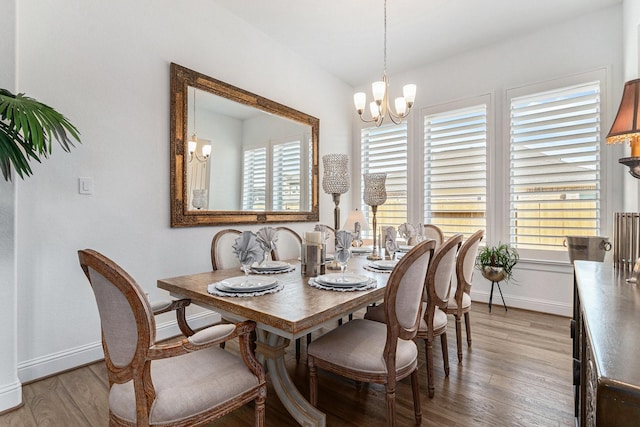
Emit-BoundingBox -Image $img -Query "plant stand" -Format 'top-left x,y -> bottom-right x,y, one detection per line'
488,280 -> 508,312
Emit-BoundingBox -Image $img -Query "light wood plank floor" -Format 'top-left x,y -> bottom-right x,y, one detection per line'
0,303 -> 574,426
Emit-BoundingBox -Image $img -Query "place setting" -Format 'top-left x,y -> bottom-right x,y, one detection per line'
208,229 -> 285,297
308,230 -> 377,291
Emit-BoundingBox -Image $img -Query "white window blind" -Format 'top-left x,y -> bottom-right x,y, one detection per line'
509,81 -> 601,250
242,147 -> 266,211
360,123 -> 408,236
424,105 -> 487,239
272,140 -> 302,211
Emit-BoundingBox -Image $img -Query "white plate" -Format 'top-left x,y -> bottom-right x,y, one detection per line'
372,260 -> 398,270
216,276 -> 278,292
398,245 -> 413,252
316,273 -> 370,287
251,261 -> 290,272
351,246 -> 373,254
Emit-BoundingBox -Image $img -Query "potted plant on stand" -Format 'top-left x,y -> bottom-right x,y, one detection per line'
476,243 -> 519,312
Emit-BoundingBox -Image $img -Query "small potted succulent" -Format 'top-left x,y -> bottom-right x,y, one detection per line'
476,243 -> 519,283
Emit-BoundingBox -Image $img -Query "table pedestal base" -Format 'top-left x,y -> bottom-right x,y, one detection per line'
256,330 -> 326,426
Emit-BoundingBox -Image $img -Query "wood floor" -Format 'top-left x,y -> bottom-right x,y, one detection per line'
0,302 -> 574,426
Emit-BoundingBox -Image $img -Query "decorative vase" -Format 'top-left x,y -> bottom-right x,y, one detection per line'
482,265 -> 507,282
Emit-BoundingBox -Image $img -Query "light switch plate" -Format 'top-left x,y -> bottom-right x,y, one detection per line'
78,177 -> 94,195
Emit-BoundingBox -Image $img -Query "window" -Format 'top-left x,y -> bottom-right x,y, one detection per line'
360,123 -> 408,236
241,147 -> 266,210
272,140 -> 302,211
509,81 -> 601,250
423,104 -> 487,239
242,136 -> 310,211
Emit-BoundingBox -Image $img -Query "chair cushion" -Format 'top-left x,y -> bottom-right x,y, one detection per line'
366,302 -> 448,333
109,346 -> 260,424
307,319 -> 418,375
447,292 -> 471,310
418,303 -> 448,332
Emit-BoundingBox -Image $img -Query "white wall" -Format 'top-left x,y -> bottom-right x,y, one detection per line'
0,0 -> 22,413
14,0 -> 353,382
353,5 -> 624,316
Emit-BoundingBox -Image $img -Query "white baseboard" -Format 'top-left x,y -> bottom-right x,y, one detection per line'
17,311 -> 221,383
470,289 -> 572,317
0,380 -> 22,413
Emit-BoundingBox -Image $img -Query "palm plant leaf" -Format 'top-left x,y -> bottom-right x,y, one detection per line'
0,89 -> 80,181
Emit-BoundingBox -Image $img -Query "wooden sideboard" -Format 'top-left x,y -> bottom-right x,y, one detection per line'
573,261 -> 640,426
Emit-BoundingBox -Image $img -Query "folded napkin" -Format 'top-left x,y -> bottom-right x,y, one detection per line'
335,230 -> 353,264
233,231 -> 265,266
385,226 -> 399,253
256,226 -> 278,253
398,223 -> 417,240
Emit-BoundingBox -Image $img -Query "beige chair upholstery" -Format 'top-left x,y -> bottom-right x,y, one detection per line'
418,234 -> 462,397
78,249 -> 266,427
446,229 -> 484,363
272,226 -> 302,261
423,224 -> 445,250
308,239 -> 437,426
211,229 -> 242,270
365,234 -> 462,398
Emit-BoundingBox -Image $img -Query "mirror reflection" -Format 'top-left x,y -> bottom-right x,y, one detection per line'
170,63 -> 319,227
186,87 -> 312,212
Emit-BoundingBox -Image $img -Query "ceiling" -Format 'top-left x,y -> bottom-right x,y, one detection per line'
214,0 -> 621,87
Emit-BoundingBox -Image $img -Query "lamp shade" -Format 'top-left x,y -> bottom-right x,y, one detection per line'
607,78 -> 640,157
343,208 -> 370,231
322,154 -> 350,195
363,173 -> 387,207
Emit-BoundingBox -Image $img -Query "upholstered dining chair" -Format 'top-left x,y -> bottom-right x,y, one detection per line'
78,249 -> 267,427
365,234 -> 462,398
418,233 -> 462,397
423,224 -> 445,250
211,229 -> 242,270
272,226 -> 302,261
308,239 -> 436,426
446,229 -> 484,363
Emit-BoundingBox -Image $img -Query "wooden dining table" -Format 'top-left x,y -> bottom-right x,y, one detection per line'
157,253 -> 390,427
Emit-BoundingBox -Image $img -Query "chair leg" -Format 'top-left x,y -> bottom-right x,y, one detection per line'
295,338 -> 301,362
410,369 -> 422,425
308,357 -> 318,406
464,311 -> 472,347
254,392 -> 266,427
455,314 -> 463,364
424,338 -> 435,398
440,333 -> 450,377
385,383 -> 396,427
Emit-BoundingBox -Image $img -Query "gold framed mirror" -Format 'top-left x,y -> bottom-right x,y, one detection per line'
170,63 -> 319,227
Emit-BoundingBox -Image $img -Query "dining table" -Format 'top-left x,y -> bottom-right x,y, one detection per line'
157,251 -> 392,427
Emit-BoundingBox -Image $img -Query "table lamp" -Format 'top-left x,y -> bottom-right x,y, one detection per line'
343,208 -> 370,247
363,173 -> 387,261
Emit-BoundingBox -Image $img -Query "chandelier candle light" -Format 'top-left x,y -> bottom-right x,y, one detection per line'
363,173 -> 387,261
323,154 -> 350,269
353,0 -> 416,126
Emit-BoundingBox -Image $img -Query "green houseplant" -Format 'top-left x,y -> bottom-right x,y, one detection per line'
0,88 -> 80,181
476,243 -> 519,283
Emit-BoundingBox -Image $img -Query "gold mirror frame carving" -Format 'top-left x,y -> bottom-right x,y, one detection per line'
170,63 -> 319,227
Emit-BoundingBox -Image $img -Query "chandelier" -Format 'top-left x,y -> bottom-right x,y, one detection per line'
354,0 -> 416,126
